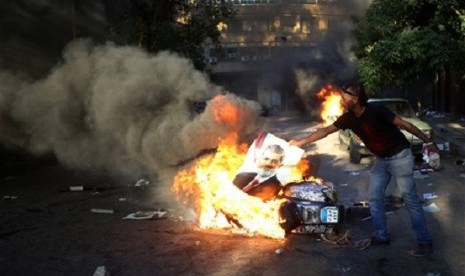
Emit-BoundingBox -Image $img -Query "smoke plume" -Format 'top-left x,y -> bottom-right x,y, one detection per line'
0,39 -> 263,180
291,0 -> 370,116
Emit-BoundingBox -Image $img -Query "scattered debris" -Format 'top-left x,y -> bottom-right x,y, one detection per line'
339,183 -> 348,187
2,195 -> 18,200
337,266 -> 352,273
348,171 -> 361,176
134,179 -> 150,187
425,110 -> 445,118
122,210 -> 167,220
60,186 -> 114,193
436,142 -> 450,151
322,230 -> 372,251
423,203 -> 440,213
118,197 -> 127,202
320,230 -> 353,248
93,266 -> 109,276
428,153 -> 441,170
69,186 -> 84,191
423,193 -> 438,200
422,146 -> 440,170
275,248 -> 284,255
91,208 -> 114,214
195,240 -> 200,246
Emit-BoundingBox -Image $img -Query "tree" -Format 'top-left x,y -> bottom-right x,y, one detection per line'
109,0 -> 234,70
352,0 -> 465,93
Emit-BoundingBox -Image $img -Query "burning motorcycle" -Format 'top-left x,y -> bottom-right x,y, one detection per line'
279,179 -> 345,235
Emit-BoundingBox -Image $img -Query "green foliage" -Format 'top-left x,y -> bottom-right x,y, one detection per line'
352,0 -> 465,92
109,0 -> 234,70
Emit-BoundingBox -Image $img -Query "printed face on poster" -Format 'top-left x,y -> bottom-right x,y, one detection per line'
235,132 -> 304,184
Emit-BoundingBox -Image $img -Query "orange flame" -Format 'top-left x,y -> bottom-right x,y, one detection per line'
288,158 -> 311,182
211,95 -> 240,125
172,97 -> 311,239
316,84 -> 344,126
287,159 -> 323,184
173,134 -> 288,239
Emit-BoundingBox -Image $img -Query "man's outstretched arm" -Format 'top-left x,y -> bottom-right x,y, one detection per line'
289,124 -> 339,147
392,116 -> 439,152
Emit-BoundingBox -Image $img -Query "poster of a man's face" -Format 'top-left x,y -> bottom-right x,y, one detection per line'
256,144 -> 284,179
233,132 -> 304,201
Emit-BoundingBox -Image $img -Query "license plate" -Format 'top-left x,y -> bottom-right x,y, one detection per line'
320,207 -> 339,223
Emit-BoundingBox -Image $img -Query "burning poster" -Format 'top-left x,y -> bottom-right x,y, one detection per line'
173,132 -> 307,239
232,132 -> 305,200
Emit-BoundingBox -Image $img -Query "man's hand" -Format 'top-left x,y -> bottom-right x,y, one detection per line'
289,139 -> 302,147
424,142 -> 440,154
288,125 -> 338,148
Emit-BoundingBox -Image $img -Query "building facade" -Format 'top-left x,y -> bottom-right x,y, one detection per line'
205,0 -> 349,112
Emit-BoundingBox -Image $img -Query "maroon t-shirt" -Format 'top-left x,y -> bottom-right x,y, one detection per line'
333,104 -> 410,157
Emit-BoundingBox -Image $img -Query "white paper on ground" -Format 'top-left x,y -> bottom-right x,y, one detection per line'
422,203 -> 440,212
91,208 -> 114,214
423,193 -> 438,200
122,210 -> 167,220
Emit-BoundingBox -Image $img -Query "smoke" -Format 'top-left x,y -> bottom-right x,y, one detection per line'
293,20 -> 359,116
0,39 -> 263,181
290,0 -> 371,116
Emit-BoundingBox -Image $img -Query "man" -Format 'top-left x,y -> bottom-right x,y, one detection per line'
290,83 -> 438,257
233,144 -> 285,201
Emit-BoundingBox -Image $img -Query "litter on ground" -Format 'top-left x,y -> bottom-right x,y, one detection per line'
122,210 -> 167,220
423,203 -> 440,212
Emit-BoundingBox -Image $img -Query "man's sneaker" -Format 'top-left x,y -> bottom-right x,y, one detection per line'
371,237 -> 390,246
413,243 -> 433,257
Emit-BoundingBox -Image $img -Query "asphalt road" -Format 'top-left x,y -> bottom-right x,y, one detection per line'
1,116 -> 465,276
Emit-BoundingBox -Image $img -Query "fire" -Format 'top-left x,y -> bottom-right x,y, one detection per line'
288,158 -> 323,184
173,134 -> 288,239
172,96 -> 311,239
316,84 -> 344,126
288,158 -> 311,182
211,96 -> 240,125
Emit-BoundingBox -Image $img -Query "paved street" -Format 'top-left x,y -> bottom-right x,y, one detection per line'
1,115 -> 465,275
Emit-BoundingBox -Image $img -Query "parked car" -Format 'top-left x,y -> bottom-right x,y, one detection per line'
338,98 -> 433,163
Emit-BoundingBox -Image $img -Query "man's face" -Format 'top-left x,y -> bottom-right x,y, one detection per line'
256,149 -> 282,178
339,91 -> 357,110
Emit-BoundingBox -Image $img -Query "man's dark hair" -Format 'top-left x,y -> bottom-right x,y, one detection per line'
341,83 -> 368,106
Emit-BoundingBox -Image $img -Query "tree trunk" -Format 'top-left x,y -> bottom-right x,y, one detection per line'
438,69 -> 447,112
449,70 -> 461,118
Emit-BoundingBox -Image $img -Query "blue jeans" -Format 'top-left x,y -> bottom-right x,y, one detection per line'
369,148 -> 432,244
